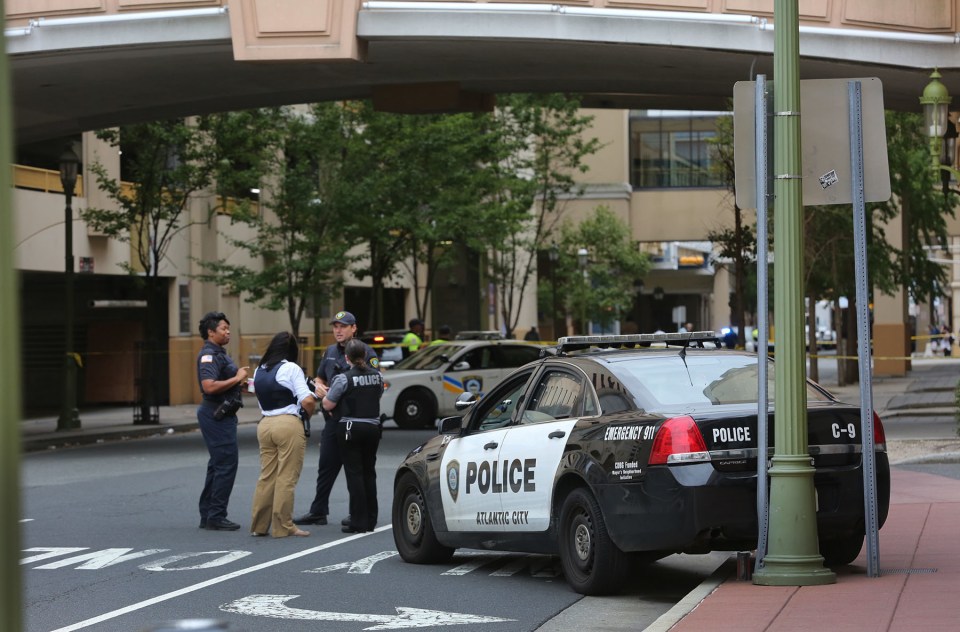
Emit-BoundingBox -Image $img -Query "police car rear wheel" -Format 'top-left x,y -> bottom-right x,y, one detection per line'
392,472 -> 454,564
394,389 -> 436,429
820,533 -> 865,566
558,487 -> 628,595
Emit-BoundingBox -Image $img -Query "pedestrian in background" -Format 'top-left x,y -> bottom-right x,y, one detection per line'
321,338 -> 385,533
295,310 -> 378,527
401,318 -> 424,358
524,326 -> 540,342
250,332 -> 317,538
429,324 -> 452,346
196,311 -> 248,531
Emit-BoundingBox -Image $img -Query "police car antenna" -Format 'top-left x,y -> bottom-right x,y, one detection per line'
554,331 -> 721,355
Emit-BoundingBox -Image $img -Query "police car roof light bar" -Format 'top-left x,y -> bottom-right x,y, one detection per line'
556,331 -> 720,354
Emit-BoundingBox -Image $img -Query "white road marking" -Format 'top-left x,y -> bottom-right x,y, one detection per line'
35,548 -> 169,570
19,518 -> 34,523
220,594 -> 516,630
441,551 -> 502,576
304,550 -> 398,574
139,550 -> 251,571
48,525 -> 391,632
489,554 -> 534,576
21,548 -> 88,565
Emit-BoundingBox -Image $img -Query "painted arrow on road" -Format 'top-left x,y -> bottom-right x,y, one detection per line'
220,594 -> 516,630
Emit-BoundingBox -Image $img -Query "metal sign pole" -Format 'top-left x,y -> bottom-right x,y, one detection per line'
754,74 -> 771,572
848,80 -> 880,577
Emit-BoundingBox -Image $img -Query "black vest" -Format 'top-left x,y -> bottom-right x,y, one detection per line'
254,362 -> 298,412
339,365 -> 383,420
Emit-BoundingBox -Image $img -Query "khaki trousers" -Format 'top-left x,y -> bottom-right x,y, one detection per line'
251,414 -> 306,537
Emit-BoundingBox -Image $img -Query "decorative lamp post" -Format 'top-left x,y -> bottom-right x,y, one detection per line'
577,248 -> 589,334
57,145 -> 82,431
920,69 -> 952,171
548,243 -> 559,340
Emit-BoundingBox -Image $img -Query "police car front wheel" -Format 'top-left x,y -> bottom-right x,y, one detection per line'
558,487 -> 629,595
392,472 -> 454,564
394,389 -> 437,430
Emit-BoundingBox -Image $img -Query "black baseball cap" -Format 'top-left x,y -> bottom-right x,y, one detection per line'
330,311 -> 357,326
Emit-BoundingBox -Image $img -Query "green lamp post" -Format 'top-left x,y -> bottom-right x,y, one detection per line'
920,69 -> 952,172
57,145 -> 82,431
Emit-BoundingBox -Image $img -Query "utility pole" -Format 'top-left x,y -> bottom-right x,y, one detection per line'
752,0 -> 836,586
1,8 -> 25,628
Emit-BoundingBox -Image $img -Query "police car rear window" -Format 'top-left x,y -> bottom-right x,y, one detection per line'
608,355 -> 831,409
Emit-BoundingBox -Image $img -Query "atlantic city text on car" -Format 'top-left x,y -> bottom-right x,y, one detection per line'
391,331 -> 890,595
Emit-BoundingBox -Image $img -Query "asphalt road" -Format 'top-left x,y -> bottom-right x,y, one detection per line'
20,424 -> 722,632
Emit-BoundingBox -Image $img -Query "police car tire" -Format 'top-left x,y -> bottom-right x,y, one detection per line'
558,487 -> 629,596
392,472 -> 455,564
819,533 -> 865,567
394,389 -> 436,430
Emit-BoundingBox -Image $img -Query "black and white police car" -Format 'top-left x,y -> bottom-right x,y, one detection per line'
391,331 -> 890,595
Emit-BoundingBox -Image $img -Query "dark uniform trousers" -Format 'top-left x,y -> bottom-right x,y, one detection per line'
197,402 -> 239,522
307,416 -> 342,517
336,421 -> 381,531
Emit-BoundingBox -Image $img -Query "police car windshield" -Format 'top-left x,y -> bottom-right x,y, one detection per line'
609,354 -> 832,410
391,344 -> 460,371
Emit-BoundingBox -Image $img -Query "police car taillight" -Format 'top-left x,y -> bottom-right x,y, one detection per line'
873,411 -> 886,451
648,416 -> 710,465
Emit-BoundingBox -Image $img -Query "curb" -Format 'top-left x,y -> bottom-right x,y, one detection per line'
644,558 -> 735,632
22,423 -> 198,452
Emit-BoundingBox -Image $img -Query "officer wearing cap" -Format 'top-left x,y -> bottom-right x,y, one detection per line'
401,318 -> 425,359
294,310 -> 378,526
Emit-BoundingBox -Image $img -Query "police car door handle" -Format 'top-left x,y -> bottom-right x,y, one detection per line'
548,430 -> 566,439
484,441 -> 498,450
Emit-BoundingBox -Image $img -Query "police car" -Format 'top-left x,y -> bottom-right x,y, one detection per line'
391,331 -> 891,595
381,340 -> 543,429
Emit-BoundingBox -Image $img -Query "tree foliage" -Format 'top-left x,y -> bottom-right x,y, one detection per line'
554,206 -> 651,330
195,105 -> 357,337
478,94 -> 602,337
84,120 -> 216,277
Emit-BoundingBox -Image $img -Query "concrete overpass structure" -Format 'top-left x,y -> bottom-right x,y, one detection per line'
7,0 -> 960,410
7,1 -> 959,143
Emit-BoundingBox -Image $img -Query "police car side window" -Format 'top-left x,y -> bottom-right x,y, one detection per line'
523,371 -> 583,423
472,376 -> 530,432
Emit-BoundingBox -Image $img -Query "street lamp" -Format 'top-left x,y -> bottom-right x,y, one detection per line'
548,243 -> 559,340
920,69 -> 953,172
57,145 -> 81,431
577,247 -> 589,334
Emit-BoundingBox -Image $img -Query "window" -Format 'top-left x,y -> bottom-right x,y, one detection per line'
629,112 -> 725,189
523,370 -> 584,423
471,374 -> 531,432
493,345 -> 541,368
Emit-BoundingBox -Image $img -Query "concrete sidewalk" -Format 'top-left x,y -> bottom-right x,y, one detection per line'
19,393 -> 263,452
658,467 -> 960,632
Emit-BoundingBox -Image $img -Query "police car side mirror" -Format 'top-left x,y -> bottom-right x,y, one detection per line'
454,391 -> 478,411
452,361 -> 471,371
438,416 -> 463,434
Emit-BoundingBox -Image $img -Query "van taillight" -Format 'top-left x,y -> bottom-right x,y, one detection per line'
373,335 -> 385,343
873,411 -> 886,450
648,416 -> 710,465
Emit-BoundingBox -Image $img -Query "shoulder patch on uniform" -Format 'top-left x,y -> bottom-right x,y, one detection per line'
200,354 -> 214,363
370,357 -> 380,369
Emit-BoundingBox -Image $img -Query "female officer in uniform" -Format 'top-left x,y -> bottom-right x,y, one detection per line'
250,332 -> 317,537
196,311 -> 248,531
321,338 -> 384,533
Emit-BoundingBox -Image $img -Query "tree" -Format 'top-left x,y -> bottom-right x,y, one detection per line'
84,120 -> 217,422
338,104 -> 494,330
196,105 -> 357,340
554,206 -> 651,332
707,112 -> 756,349
478,94 -> 602,338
